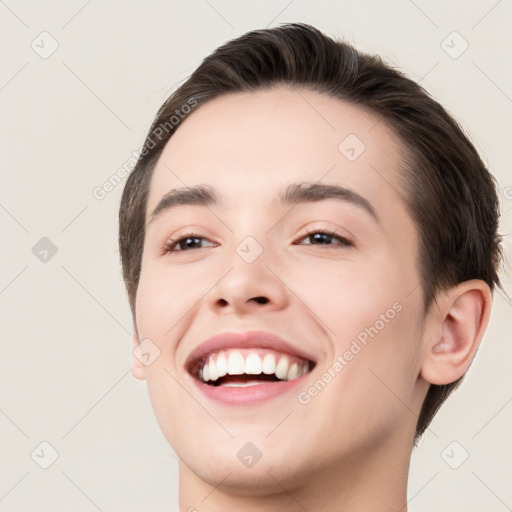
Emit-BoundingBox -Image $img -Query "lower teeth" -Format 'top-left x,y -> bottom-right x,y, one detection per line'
221,381 -> 265,388
205,372 -> 283,387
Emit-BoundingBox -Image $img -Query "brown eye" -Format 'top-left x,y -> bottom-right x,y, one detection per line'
161,229 -> 353,255
297,229 -> 353,247
163,232 -> 215,253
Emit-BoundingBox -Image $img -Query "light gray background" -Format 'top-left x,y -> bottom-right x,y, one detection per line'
1,1 -> 511,511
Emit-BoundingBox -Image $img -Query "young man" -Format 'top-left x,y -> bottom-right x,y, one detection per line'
118,23 -> 503,511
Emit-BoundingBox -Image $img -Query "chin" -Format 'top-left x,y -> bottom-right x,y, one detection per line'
184,456 -> 303,497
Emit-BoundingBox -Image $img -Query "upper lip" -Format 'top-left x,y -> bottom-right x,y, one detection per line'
185,330 -> 318,375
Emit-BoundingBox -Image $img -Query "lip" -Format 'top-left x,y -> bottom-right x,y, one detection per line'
184,330 -> 317,405
190,373 -> 310,405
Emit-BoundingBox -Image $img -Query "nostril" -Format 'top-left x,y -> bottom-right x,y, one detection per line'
252,296 -> 269,304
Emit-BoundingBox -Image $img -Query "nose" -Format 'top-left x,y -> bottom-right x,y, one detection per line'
206,242 -> 290,315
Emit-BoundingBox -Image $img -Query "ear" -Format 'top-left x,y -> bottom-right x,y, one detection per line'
131,327 -> 146,381
420,280 -> 493,385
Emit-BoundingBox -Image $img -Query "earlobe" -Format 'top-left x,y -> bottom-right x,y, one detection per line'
420,280 -> 492,386
131,329 -> 146,381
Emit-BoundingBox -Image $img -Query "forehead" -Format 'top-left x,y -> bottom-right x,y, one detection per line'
145,86 -> 408,227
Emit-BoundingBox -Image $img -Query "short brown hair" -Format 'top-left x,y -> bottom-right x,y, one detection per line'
119,23 -> 503,442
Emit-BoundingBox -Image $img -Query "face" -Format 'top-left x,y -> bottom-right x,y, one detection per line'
133,86 -> 430,494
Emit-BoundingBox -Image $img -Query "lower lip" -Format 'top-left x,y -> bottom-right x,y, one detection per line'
191,374 -> 307,405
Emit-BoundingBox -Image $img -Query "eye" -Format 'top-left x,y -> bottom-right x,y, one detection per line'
162,228 -> 353,254
162,232 -> 217,253
295,229 -> 353,248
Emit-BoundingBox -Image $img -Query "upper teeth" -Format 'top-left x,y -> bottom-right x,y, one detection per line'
197,350 -> 310,383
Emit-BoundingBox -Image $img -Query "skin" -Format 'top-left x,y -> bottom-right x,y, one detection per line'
130,86 -> 492,511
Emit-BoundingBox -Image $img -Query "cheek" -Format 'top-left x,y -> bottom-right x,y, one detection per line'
135,262 -> 200,334
329,298 -> 422,421
295,307 -> 422,453
292,254 -> 423,408
285,253 -> 403,335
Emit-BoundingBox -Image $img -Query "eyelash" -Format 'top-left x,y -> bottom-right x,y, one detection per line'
162,229 -> 354,253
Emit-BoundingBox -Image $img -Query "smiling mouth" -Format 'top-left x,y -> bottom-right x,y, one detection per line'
189,348 -> 315,388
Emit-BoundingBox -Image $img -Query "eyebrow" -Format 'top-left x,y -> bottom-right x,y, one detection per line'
148,182 -> 379,225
